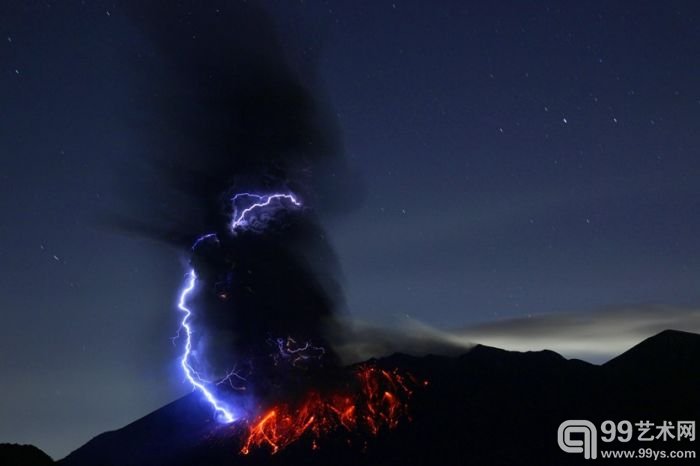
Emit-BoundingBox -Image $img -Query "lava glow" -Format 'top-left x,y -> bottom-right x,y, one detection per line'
240,365 -> 418,455
176,191 -> 302,423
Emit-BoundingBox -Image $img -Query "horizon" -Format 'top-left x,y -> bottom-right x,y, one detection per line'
7,326 -> 698,461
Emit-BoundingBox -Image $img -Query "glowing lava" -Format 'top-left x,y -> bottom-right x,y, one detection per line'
240,365 -> 419,455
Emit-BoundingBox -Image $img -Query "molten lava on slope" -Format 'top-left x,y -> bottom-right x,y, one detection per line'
240,365 -> 425,455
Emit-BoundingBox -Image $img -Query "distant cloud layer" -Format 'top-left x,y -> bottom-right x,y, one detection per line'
337,305 -> 700,364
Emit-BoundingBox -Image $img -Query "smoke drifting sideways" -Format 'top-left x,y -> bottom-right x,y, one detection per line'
115,0 -> 360,416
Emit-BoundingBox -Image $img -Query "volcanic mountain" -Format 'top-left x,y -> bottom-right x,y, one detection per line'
5,330 -> 697,466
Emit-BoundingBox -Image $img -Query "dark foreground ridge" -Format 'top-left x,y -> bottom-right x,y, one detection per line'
0,443 -> 54,466
5,330 -> 698,466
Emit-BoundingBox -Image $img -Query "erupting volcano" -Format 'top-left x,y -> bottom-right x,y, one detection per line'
105,0 -> 421,456
175,192 -> 419,454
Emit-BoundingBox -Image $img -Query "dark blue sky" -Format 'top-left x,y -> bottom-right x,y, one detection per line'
1,0 -> 699,459
321,1 -> 700,325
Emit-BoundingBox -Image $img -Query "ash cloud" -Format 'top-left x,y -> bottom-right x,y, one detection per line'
116,1 -> 359,395
337,305 -> 700,364
121,0 -> 359,239
455,305 -> 700,362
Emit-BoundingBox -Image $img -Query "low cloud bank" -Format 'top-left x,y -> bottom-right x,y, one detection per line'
335,305 -> 700,364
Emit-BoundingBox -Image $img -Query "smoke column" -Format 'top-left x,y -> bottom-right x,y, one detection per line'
117,0 -> 359,418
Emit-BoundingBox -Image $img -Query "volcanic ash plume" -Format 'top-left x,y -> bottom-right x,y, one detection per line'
117,0 -> 417,453
119,0 -> 355,405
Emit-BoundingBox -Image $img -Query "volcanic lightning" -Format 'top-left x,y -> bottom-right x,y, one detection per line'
178,269 -> 236,423
176,191 -> 303,424
230,193 -> 301,232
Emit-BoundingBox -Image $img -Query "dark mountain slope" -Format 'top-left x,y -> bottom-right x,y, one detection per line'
55,329 -> 699,466
0,443 -> 54,466
605,329 -> 700,374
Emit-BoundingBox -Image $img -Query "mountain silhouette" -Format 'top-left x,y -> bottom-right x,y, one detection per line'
0,443 -> 54,466
605,329 -> 700,373
7,329 -> 697,466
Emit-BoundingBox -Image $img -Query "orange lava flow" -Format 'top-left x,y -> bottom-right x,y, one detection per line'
240,365 -> 419,455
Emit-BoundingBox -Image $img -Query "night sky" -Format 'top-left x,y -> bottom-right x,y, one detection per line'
2,0 -> 699,459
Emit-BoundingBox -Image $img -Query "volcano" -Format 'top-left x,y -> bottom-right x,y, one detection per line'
5,329 -> 684,465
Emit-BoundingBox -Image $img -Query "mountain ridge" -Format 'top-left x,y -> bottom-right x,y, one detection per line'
3,329 -> 697,466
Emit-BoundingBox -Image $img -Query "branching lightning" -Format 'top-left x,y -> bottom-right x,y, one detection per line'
273,337 -> 326,368
178,269 -> 235,423
176,191 -> 302,423
231,193 -> 301,231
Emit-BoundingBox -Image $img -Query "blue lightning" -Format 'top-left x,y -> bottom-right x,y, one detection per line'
177,270 -> 235,423
190,232 -> 219,250
231,193 -> 301,231
176,191 -> 302,423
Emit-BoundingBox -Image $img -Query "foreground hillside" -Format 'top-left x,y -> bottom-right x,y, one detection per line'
6,330 -> 698,466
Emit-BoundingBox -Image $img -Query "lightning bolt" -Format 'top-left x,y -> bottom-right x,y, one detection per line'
231,193 -> 301,231
178,270 -> 235,423
176,191 -> 302,423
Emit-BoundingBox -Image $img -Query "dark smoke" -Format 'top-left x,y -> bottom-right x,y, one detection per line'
117,1 -> 359,398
